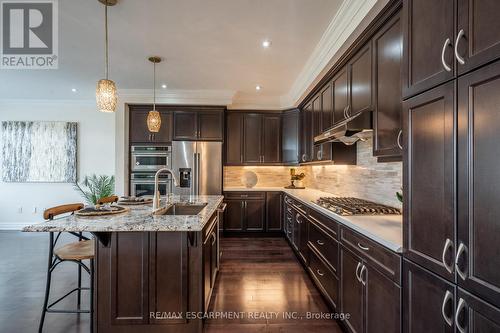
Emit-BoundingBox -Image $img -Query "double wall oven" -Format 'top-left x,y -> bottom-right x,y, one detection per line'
130,146 -> 172,197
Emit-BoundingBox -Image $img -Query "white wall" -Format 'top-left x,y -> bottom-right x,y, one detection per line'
0,100 -> 115,229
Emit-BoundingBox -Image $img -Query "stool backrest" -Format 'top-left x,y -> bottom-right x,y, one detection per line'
97,195 -> 119,205
44,203 -> 84,220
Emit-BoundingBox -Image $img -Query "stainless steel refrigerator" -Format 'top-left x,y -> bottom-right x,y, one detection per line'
171,141 -> 222,195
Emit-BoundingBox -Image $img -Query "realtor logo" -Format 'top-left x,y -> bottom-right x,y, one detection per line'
1,0 -> 58,69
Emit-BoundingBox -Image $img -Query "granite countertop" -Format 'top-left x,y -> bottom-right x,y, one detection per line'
224,187 -> 403,253
23,195 -> 224,233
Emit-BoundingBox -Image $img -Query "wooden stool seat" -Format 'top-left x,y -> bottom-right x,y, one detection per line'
54,240 -> 95,261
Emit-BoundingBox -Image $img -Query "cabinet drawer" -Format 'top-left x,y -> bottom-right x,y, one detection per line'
224,191 -> 265,200
309,247 -> 339,308
284,195 -> 307,215
308,221 -> 338,274
340,226 -> 401,284
308,208 -> 338,240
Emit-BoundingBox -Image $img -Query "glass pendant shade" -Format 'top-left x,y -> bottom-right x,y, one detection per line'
147,110 -> 161,132
96,79 -> 117,113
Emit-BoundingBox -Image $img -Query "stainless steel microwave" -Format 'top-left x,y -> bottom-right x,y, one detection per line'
131,145 -> 171,172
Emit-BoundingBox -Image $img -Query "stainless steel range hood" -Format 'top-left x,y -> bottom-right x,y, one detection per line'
314,111 -> 372,145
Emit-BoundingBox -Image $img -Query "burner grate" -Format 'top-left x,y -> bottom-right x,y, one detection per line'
315,197 -> 401,216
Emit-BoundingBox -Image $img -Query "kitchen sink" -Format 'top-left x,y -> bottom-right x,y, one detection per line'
154,203 -> 207,216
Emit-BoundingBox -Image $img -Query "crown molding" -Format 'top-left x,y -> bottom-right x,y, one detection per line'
283,0 -> 377,107
0,99 -> 96,106
118,89 -> 235,106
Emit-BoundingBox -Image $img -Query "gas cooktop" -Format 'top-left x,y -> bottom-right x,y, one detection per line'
315,197 -> 401,216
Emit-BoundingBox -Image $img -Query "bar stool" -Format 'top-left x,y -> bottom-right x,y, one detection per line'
39,203 -> 94,333
96,195 -> 118,205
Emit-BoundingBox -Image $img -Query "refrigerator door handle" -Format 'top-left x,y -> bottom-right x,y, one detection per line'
192,152 -> 197,197
196,152 -> 201,195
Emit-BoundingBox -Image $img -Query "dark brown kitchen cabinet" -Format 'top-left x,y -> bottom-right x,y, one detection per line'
266,192 -> 282,232
281,109 -> 300,164
372,11 -> 403,159
402,0 -> 455,99
245,199 -> 265,231
314,84 -> 333,162
403,259 -> 456,333
223,200 -> 244,231
173,110 -> 223,141
300,102 -> 313,163
243,114 -> 262,163
225,113 -> 243,165
223,192 -> 265,232
332,68 -> 349,124
456,0 -> 500,75
456,287 -> 500,333
341,246 -> 364,333
262,115 -> 281,163
203,217 -> 219,311
348,42 -> 373,116
312,93 -> 322,162
295,211 -> 309,264
130,109 -> 173,144
457,60 -> 500,309
402,81 -> 456,281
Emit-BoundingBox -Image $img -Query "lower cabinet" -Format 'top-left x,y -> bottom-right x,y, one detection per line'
456,287 -> 500,333
203,217 -> 219,311
266,191 -> 282,231
341,246 -> 365,333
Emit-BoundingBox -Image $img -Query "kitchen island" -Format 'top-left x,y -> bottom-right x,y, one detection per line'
24,195 -> 224,333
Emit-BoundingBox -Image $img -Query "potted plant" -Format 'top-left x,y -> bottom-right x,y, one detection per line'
74,174 -> 115,206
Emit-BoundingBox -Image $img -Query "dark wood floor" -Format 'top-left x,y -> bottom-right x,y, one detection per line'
0,232 -> 342,333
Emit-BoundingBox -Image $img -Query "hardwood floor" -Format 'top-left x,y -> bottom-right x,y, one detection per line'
205,237 -> 343,333
0,232 -> 342,333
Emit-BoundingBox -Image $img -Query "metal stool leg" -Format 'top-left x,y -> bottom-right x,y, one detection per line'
90,258 -> 94,333
77,261 -> 82,309
39,232 -> 54,333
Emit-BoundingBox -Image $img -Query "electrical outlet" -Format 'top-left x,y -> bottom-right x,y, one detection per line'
33,206 -> 37,214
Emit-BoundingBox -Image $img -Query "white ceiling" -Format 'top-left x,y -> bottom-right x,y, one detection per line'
0,0 -> 377,108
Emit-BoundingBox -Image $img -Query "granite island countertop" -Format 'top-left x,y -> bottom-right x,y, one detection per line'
23,195 -> 224,233
224,187 -> 403,253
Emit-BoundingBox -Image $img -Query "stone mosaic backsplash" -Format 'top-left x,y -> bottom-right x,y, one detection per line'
223,138 -> 402,208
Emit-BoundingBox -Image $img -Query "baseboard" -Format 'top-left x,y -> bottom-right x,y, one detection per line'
0,221 -> 32,230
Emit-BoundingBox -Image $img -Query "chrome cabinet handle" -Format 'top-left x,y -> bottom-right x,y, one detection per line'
397,130 -> 403,150
296,213 -> 301,224
211,232 -> 216,245
317,269 -> 324,277
316,240 -> 324,246
355,262 -> 362,282
441,290 -> 454,327
301,154 -> 307,162
357,243 -> 369,251
441,38 -> 452,72
455,243 -> 468,280
360,265 -> 367,285
455,29 -> 466,65
317,150 -> 322,160
343,105 -> 349,119
455,298 -> 467,333
346,105 -> 351,118
442,238 -> 454,274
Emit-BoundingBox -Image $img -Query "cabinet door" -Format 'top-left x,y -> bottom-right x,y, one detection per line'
373,12 -> 403,158
149,232 -> 188,324
341,246 -> 364,333
292,212 -> 300,252
130,110 -> 153,144
225,113 -> 243,165
319,83 -> 333,161
262,115 -> 281,163
456,287 -> 500,333
173,111 -> 198,140
243,114 -> 262,163
300,103 -> 313,163
402,0 -> 455,98
245,200 -> 265,231
298,213 -> 308,263
348,43 -> 373,115
457,0 -> 500,75
364,263 -> 401,333
198,111 -> 223,141
457,61 -> 500,308
403,81 -> 456,281
312,94 -> 323,162
266,192 -> 282,232
210,227 -> 218,288
282,109 -> 300,164
203,234 -> 212,311
403,260 -> 456,333
224,200 -> 244,231
332,68 -> 349,124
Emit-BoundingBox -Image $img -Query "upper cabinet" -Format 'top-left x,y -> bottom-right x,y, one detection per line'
332,68 -> 349,124
225,111 -> 281,165
281,109 -> 300,165
373,11 -> 403,159
173,109 -> 223,141
403,0 -> 500,98
129,106 -> 173,144
300,103 -> 313,163
348,43 -> 373,116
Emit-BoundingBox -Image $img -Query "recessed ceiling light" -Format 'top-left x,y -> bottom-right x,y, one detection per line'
161,84 -> 167,89
262,39 -> 272,48
71,88 -> 77,92
255,85 -> 262,91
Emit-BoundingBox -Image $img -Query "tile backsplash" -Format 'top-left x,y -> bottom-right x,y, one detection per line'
224,138 -> 402,208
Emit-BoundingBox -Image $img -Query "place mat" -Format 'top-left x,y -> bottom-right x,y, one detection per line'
76,205 -> 130,216
118,198 -> 153,205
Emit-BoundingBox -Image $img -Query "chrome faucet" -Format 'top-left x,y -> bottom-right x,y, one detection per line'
153,167 -> 180,210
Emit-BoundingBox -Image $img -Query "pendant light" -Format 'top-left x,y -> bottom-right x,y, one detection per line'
96,0 -> 117,113
147,56 -> 162,133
